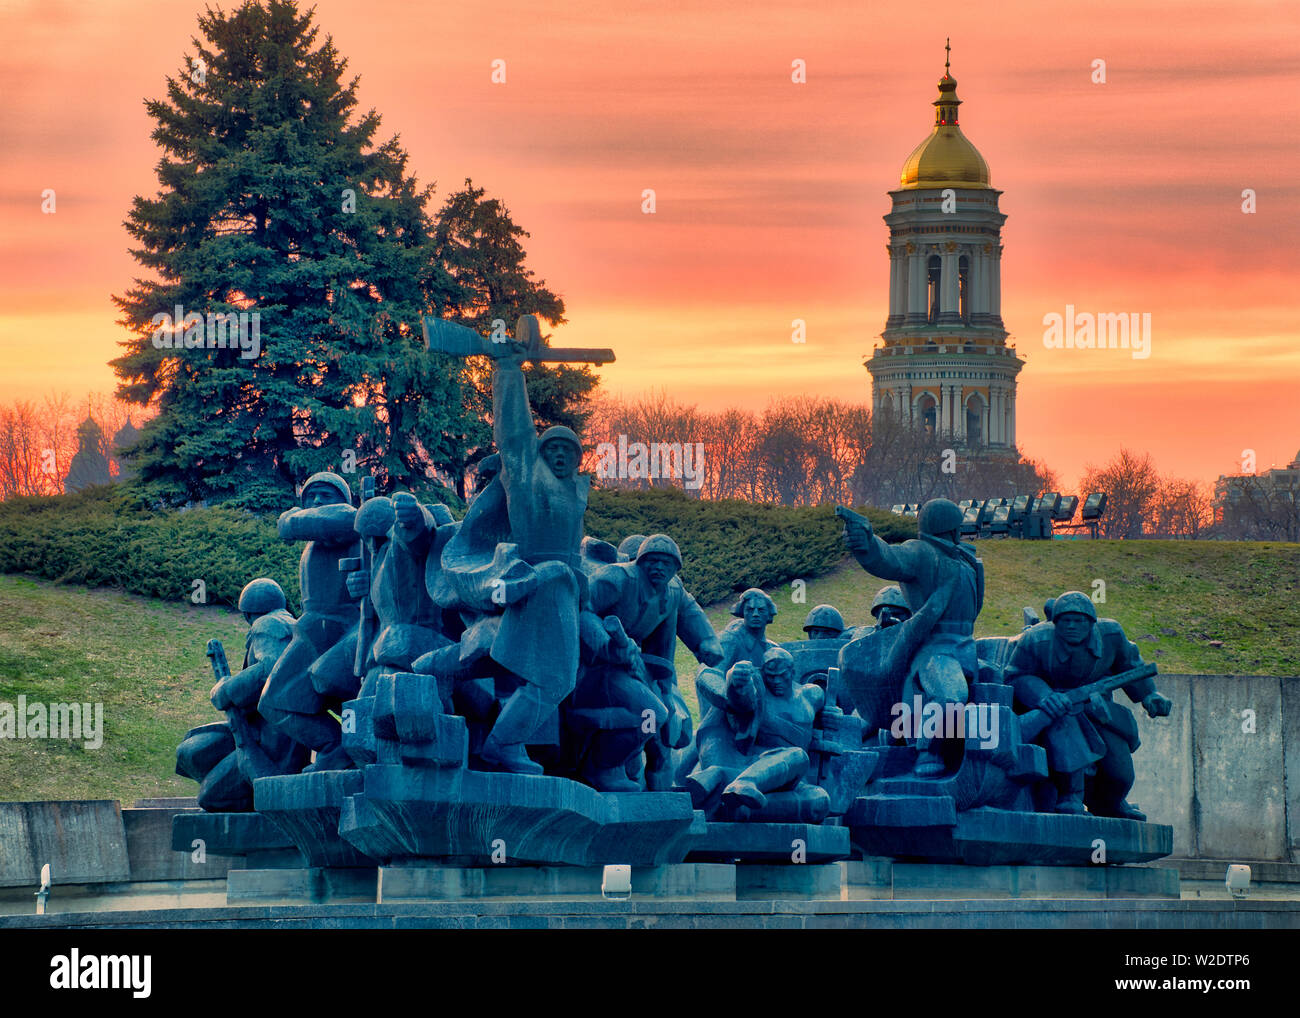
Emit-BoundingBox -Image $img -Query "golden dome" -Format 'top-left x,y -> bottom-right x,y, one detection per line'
899,64 -> 990,190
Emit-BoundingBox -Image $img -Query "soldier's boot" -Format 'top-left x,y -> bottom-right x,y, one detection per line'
1102,798 -> 1147,822
682,766 -> 729,809
585,764 -> 641,793
304,744 -> 354,773
1055,771 -> 1087,815
914,747 -> 947,778
721,779 -> 767,810
479,684 -> 547,775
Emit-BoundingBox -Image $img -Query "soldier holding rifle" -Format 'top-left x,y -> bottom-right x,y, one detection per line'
1004,591 -> 1172,819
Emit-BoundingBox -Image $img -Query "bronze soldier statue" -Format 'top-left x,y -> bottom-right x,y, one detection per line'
584,534 -> 723,790
471,335 -> 590,773
1004,591 -> 1172,819
686,651 -> 830,823
176,579 -> 309,810
258,472 -> 359,771
838,499 -> 983,777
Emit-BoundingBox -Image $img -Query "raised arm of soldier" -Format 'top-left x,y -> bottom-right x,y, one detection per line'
839,508 -> 923,582
278,499 -> 357,544
490,336 -> 539,493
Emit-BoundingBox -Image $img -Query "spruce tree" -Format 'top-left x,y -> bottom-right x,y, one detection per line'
112,0 -> 463,510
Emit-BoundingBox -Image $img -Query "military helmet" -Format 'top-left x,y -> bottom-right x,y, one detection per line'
918,498 -> 963,538
636,534 -> 682,569
803,604 -> 845,634
538,425 -> 582,456
1052,591 -> 1097,622
617,534 -> 647,561
301,471 -> 353,506
870,585 -> 910,618
476,453 -> 501,481
238,578 -> 287,615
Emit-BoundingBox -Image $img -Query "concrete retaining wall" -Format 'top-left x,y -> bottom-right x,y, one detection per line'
1130,674 -> 1300,863
0,799 -> 231,890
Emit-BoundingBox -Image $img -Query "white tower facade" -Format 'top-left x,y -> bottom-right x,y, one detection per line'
866,53 -> 1023,449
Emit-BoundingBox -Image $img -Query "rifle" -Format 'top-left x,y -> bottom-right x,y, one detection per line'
206,637 -> 276,779
342,475 -> 377,678
1017,662 -> 1159,742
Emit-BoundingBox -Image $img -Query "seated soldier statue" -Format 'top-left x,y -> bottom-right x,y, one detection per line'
685,651 -> 830,824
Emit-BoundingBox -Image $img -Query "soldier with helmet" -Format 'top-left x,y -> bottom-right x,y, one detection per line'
839,498 -> 983,777
1004,590 -> 1172,819
582,533 -> 723,790
869,586 -> 912,631
258,472 -> 360,771
802,604 -> 846,641
178,579 -> 309,810
460,338 -> 592,774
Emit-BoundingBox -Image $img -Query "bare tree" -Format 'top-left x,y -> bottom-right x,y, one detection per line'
1152,477 -> 1213,538
1078,448 -> 1161,539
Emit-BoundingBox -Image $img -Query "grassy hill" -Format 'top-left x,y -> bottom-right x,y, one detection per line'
1,538 -> 1296,802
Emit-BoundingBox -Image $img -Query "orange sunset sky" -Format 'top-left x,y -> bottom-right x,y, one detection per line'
2,0 -> 1297,491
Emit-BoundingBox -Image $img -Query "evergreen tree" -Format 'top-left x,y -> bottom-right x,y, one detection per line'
432,179 -> 599,498
112,0 -> 464,510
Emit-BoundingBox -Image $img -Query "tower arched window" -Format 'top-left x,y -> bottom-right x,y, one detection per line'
959,255 -> 970,322
927,256 -> 941,323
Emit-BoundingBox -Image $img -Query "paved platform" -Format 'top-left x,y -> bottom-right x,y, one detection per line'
3,897 -> 1297,929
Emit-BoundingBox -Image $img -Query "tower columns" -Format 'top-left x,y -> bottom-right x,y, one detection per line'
907,250 -> 926,322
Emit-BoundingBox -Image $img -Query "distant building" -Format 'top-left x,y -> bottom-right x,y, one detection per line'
866,46 -> 1023,450
1214,450 -> 1300,540
112,418 -> 141,485
64,417 -> 112,493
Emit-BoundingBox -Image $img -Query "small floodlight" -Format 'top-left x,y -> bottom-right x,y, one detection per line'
602,864 -> 632,900
35,863 -> 51,915
1225,864 -> 1251,899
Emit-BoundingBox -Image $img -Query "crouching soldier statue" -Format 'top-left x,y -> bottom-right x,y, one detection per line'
685,652 -> 830,823
1004,591 -> 1172,819
176,579 -> 310,810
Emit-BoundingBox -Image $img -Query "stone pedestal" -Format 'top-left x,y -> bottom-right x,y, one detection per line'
686,821 -> 851,864
170,810 -> 303,869
377,862 -> 735,901
841,857 -> 1180,899
350,763 -> 703,867
845,803 -> 1174,866
227,866 -> 377,904
253,770 -> 375,868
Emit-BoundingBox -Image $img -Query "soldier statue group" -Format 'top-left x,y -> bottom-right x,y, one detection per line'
179,316 -> 1172,830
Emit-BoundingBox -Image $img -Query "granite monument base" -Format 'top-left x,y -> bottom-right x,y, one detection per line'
842,857 -> 1180,899
846,802 -> 1174,866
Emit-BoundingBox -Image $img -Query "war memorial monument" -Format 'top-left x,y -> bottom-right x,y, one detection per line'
1,47 -> 1293,973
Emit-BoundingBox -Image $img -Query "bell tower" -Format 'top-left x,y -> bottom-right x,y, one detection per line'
867,43 -> 1024,449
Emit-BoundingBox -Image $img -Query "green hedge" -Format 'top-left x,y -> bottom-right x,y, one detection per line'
0,486 -> 912,610
584,488 -> 911,604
